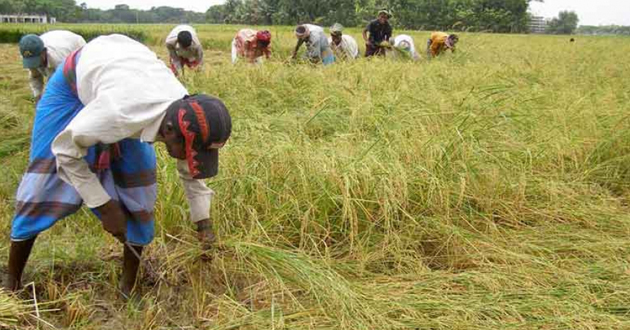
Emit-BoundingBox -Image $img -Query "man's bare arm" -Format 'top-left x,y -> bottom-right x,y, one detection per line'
292,39 -> 305,59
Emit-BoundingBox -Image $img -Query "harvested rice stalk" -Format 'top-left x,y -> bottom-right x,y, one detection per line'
0,289 -> 30,328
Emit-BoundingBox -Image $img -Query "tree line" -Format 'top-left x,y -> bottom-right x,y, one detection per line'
0,0 -> 206,23
207,0 -> 543,33
1,0 -> 539,32
4,0 -> 624,36
544,10 -> 578,35
577,25 -> 630,36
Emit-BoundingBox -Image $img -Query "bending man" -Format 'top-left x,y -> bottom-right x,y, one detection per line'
328,23 -> 359,60
231,29 -> 272,64
292,24 -> 335,66
19,30 -> 86,102
390,34 -> 419,60
165,25 -> 204,76
5,35 -> 231,299
427,32 -> 459,59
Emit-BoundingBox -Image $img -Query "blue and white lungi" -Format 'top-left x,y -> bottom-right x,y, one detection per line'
11,54 -> 157,246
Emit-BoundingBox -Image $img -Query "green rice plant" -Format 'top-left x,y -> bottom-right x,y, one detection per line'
0,24 -> 148,43
1,25 -> 630,330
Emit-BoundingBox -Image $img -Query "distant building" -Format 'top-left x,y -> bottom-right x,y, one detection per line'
529,16 -> 549,34
0,14 -> 56,24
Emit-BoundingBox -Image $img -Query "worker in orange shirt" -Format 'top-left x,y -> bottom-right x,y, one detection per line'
426,32 -> 459,59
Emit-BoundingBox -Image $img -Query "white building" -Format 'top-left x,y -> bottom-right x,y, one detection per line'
529,16 -> 549,34
0,14 -> 56,24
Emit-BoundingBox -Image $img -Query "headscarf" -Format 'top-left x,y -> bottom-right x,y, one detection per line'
295,25 -> 310,39
378,9 -> 391,18
445,34 -> 459,48
330,23 -> 344,36
256,30 -> 272,43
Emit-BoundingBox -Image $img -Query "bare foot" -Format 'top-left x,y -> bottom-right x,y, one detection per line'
2,268 -> 20,292
119,278 -> 141,304
196,219 -> 216,260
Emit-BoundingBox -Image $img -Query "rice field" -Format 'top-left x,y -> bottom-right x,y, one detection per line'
1,24 -> 630,329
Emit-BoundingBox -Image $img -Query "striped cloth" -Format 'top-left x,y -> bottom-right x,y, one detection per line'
11,51 -> 158,246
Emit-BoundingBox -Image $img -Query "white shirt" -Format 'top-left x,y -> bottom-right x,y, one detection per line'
51,34 -> 213,223
393,34 -> 419,60
327,34 -> 359,60
29,30 -> 86,98
165,25 -> 204,70
302,24 -> 329,59
304,24 -> 324,34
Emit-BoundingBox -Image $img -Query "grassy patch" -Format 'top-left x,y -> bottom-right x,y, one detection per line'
0,25 -> 630,329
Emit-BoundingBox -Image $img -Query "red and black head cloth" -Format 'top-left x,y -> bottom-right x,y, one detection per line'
256,30 -> 272,46
166,95 -> 232,179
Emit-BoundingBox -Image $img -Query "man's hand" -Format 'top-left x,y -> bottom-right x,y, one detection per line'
196,219 -> 216,251
97,200 -> 127,243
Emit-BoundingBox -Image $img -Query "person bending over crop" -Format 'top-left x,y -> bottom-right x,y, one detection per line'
5,35 -> 231,299
389,34 -> 420,60
426,32 -> 459,59
292,24 -> 335,66
328,23 -> 359,60
165,25 -> 204,76
231,29 -> 272,64
18,31 -> 86,102
363,10 -> 393,57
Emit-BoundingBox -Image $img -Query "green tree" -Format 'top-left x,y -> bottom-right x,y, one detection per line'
578,25 -> 630,36
546,10 -> 579,34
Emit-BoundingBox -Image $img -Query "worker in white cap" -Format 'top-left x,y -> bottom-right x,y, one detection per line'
292,24 -> 335,65
328,23 -> 359,60
389,34 -> 419,60
18,31 -> 86,101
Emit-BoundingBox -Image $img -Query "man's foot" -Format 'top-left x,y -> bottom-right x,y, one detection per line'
119,280 -> 142,304
1,266 -> 17,292
6,237 -> 37,292
196,220 -> 216,246
196,219 -> 216,260
120,244 -> 143,302
3,276 -> 20,292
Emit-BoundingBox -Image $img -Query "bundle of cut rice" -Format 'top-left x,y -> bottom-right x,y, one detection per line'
0,289 -> 29,328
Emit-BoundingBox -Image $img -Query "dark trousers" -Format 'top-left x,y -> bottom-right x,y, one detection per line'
365,43 -> 386,57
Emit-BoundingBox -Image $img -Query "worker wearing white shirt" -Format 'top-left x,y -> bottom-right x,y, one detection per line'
390,34 -> 420,60
165,25 -> 204,76
19,30 -> 86,101
328,23 -> 359,60
292,24 -> 335,65
6,35 -> 231,299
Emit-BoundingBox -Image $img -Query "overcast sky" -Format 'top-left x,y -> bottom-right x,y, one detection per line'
82,0 -> 630,26
81,0 -> 221,13
529,0 -> 630,26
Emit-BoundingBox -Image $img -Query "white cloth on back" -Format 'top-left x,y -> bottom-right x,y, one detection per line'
51,34 -> 213,223
393,34 -> 419,60
302,24 -> 330,60
165,25 -> 204,70
29,30 -> 86,98
328,34 -> 359,59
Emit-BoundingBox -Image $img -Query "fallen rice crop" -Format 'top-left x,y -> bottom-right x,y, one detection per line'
0,24 -> 630,329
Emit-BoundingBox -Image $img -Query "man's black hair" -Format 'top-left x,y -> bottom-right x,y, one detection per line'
177,31 -> 193,48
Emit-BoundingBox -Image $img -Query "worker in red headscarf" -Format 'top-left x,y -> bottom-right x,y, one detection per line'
231,29 -> 272,64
